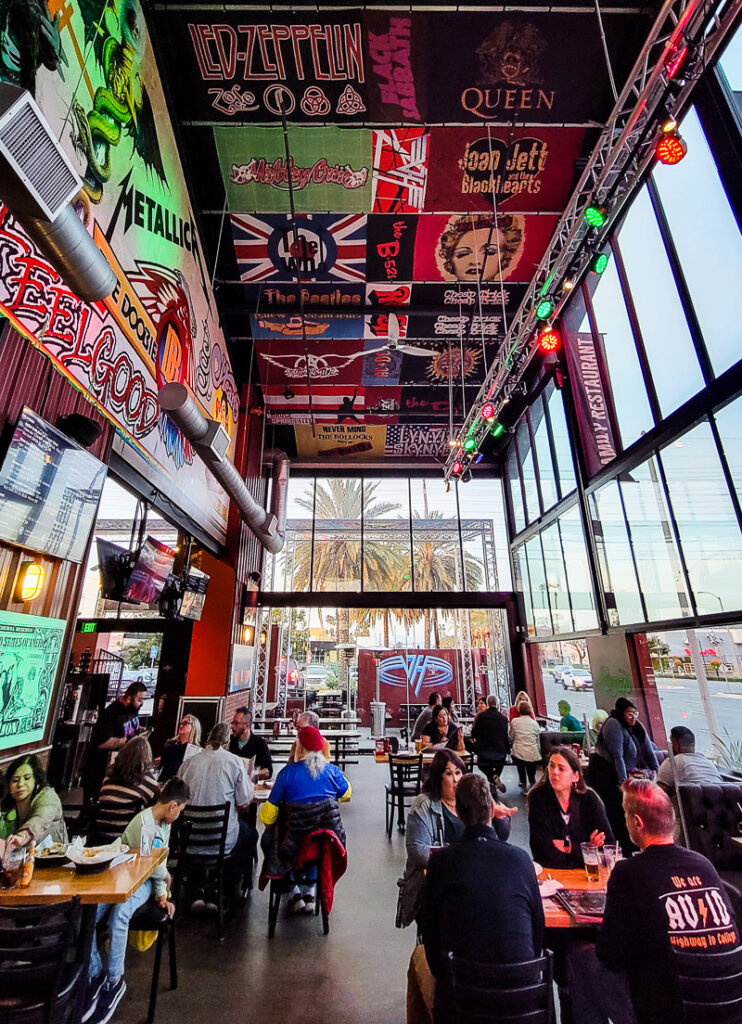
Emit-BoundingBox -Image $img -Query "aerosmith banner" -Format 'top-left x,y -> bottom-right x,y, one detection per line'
0,0 -> 237,544
150,9 -> 649,125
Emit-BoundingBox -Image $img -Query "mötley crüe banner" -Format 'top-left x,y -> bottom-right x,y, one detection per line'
0,0 -> 237,543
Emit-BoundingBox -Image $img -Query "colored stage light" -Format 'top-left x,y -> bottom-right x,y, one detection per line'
584,205 -> 607,229
481,403 -> 496,422
463,438 -> 476,451
492,423 -> 506,438
452,461 -> 463,475
538,326 -> 560,353
656,132 -> 687,165
591,252 -> 610,274
535,297 -> 555,320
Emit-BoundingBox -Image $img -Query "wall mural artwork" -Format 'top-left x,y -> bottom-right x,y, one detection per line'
0,0 -> 238,543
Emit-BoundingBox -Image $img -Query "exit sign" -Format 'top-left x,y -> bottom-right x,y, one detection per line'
80,622 -> 97,633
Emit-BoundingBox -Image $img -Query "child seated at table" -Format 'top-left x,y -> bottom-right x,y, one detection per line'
85,777 -> 190,1024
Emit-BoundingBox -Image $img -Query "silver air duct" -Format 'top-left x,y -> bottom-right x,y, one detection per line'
158,382 -> 288,553
0,83 -> 116,302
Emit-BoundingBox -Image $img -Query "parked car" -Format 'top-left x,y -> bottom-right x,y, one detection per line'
560,667 -> 593,691
548,665 -> 573,682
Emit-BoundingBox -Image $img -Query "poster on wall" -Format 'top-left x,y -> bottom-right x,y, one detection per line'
0,610 -> 66,752
0,0 -> 238,544
230,644 -> 255,693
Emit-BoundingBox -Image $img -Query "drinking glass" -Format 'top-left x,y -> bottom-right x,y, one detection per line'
598,843 -> 619,885
581,842 -> 601,882
140,824 -> 155,857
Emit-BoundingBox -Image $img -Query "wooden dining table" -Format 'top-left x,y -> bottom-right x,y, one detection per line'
537,866 -> 606,929
0,848 -> 168,1023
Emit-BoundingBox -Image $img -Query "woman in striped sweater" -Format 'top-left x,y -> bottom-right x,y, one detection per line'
92,736 -> 159,844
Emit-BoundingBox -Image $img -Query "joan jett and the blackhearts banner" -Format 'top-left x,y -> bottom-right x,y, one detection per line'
0,0 -> 238,544
215,125 -> 588,216
152,9 -> 649,126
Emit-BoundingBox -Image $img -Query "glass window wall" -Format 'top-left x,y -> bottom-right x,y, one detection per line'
652,109 -> 742,377
659,422 -> 742,614
547,385 -> 576,498
559,506 -> 598,631
518,421 -> 540,523
590,481 -> 644,625
541,521 -> 573,635
525,536 -> 552,637
616,186 -> 704,416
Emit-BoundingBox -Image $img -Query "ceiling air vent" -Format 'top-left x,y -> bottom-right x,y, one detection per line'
0,83 -> 81,220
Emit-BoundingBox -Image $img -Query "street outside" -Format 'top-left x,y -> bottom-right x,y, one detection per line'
541,670 -> 742,757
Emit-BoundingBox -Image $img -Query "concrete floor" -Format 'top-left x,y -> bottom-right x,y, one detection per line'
115,753 -> 534,1024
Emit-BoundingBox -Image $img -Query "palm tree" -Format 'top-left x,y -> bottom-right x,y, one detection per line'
290,480 -> 402,685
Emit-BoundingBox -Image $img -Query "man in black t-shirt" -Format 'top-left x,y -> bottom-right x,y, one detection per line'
82,681 -> 147,803
568,779 -> 740,1024
228,707 -> 273,779
470,695 -> 510,793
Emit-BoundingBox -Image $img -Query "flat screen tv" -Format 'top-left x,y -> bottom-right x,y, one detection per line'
123,536 -> 177,605
180,568 -> 210,621
0,608 -> 66,752
0,408 -> 106,563
95,538 -> 133,601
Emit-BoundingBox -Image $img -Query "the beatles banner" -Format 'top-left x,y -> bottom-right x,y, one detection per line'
0,0 -> 238,544
151,9 -> 649,126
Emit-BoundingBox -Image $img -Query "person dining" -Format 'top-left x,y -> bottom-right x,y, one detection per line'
419,706 -> 464,752
528,746 -> 613,869
0,754 -> 67,851
260,725 -> 350,913
93,735 -> 160,844
157,713 -> 203,782
509,690 -> 535,723
509,701 -> 542,791
558,699 -> 583,738
586,697 -> 658,854
470,695 -> 509,795
228,707 -> 273,779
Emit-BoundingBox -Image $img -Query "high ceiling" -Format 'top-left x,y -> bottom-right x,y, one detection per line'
149,1 -> 656,468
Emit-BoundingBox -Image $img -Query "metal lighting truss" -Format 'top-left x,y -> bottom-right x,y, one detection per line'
444,0 -> 742,480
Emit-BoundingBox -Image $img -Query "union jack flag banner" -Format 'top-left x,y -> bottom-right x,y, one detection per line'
230,213 -> 367,283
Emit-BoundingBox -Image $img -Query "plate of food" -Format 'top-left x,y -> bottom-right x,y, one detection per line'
35,842 -> 70,866
66,842 -> 129,874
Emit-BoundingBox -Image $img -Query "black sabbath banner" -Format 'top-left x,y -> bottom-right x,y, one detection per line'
564,331 -> 619,478
151,9 -> 649,125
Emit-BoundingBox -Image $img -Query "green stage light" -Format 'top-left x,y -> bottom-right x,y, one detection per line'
535,297 -> 555,320
492,423 -> 506,438
591,252 -> 610,274
463,438 -> 476,451
584,205 -> 607,229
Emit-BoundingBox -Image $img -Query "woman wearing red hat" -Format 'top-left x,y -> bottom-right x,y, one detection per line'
260,725 -> 351,913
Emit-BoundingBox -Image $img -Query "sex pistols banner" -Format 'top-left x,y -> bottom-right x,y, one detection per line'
151,8 -> 649,125
0,0 -> 238,544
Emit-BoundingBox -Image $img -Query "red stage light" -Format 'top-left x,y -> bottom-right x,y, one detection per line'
481,402 -> 495,422
452,461 -> 463,475
538,326 -> 560,353
656,132 -> 687,165
665,42 -> 688,79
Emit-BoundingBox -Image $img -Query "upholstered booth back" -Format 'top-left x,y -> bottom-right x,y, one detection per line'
539,731 -> 584,762
678,783 -> 742,872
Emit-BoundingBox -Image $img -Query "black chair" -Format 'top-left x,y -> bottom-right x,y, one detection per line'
0,897 -> 84,1024
267,830 -> 335,939
177,802 -> 235,940
385,754 -> 423,838
539,731 -> 584,762
678,783 -> 742,915
445,950 -> 555,1024
674,945 -> 742,1024
61,801 -> 94,840
127,821 -> 191,1023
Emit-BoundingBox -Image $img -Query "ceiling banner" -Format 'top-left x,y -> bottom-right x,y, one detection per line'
294,424 -> 387,459
371,128 -> 429,213
215,126 -> 372,212
230,213 -> 367,283
425,127 -> 587,214
151,9 -> 648,125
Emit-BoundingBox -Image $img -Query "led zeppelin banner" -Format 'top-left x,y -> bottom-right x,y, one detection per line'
230,213 -> 557,284
0,0 -> 237,544
215,126 -> 372,212
152,9 -> 648,126
425,128 -> 587,214
564,331 -> 619,478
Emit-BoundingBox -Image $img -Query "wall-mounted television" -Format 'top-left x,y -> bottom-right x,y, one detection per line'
0,408 -> 106,563
96,538 -> 132,602
180,568 -> 210,621
123,536 -> 177,605
0,609 -> 66,752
